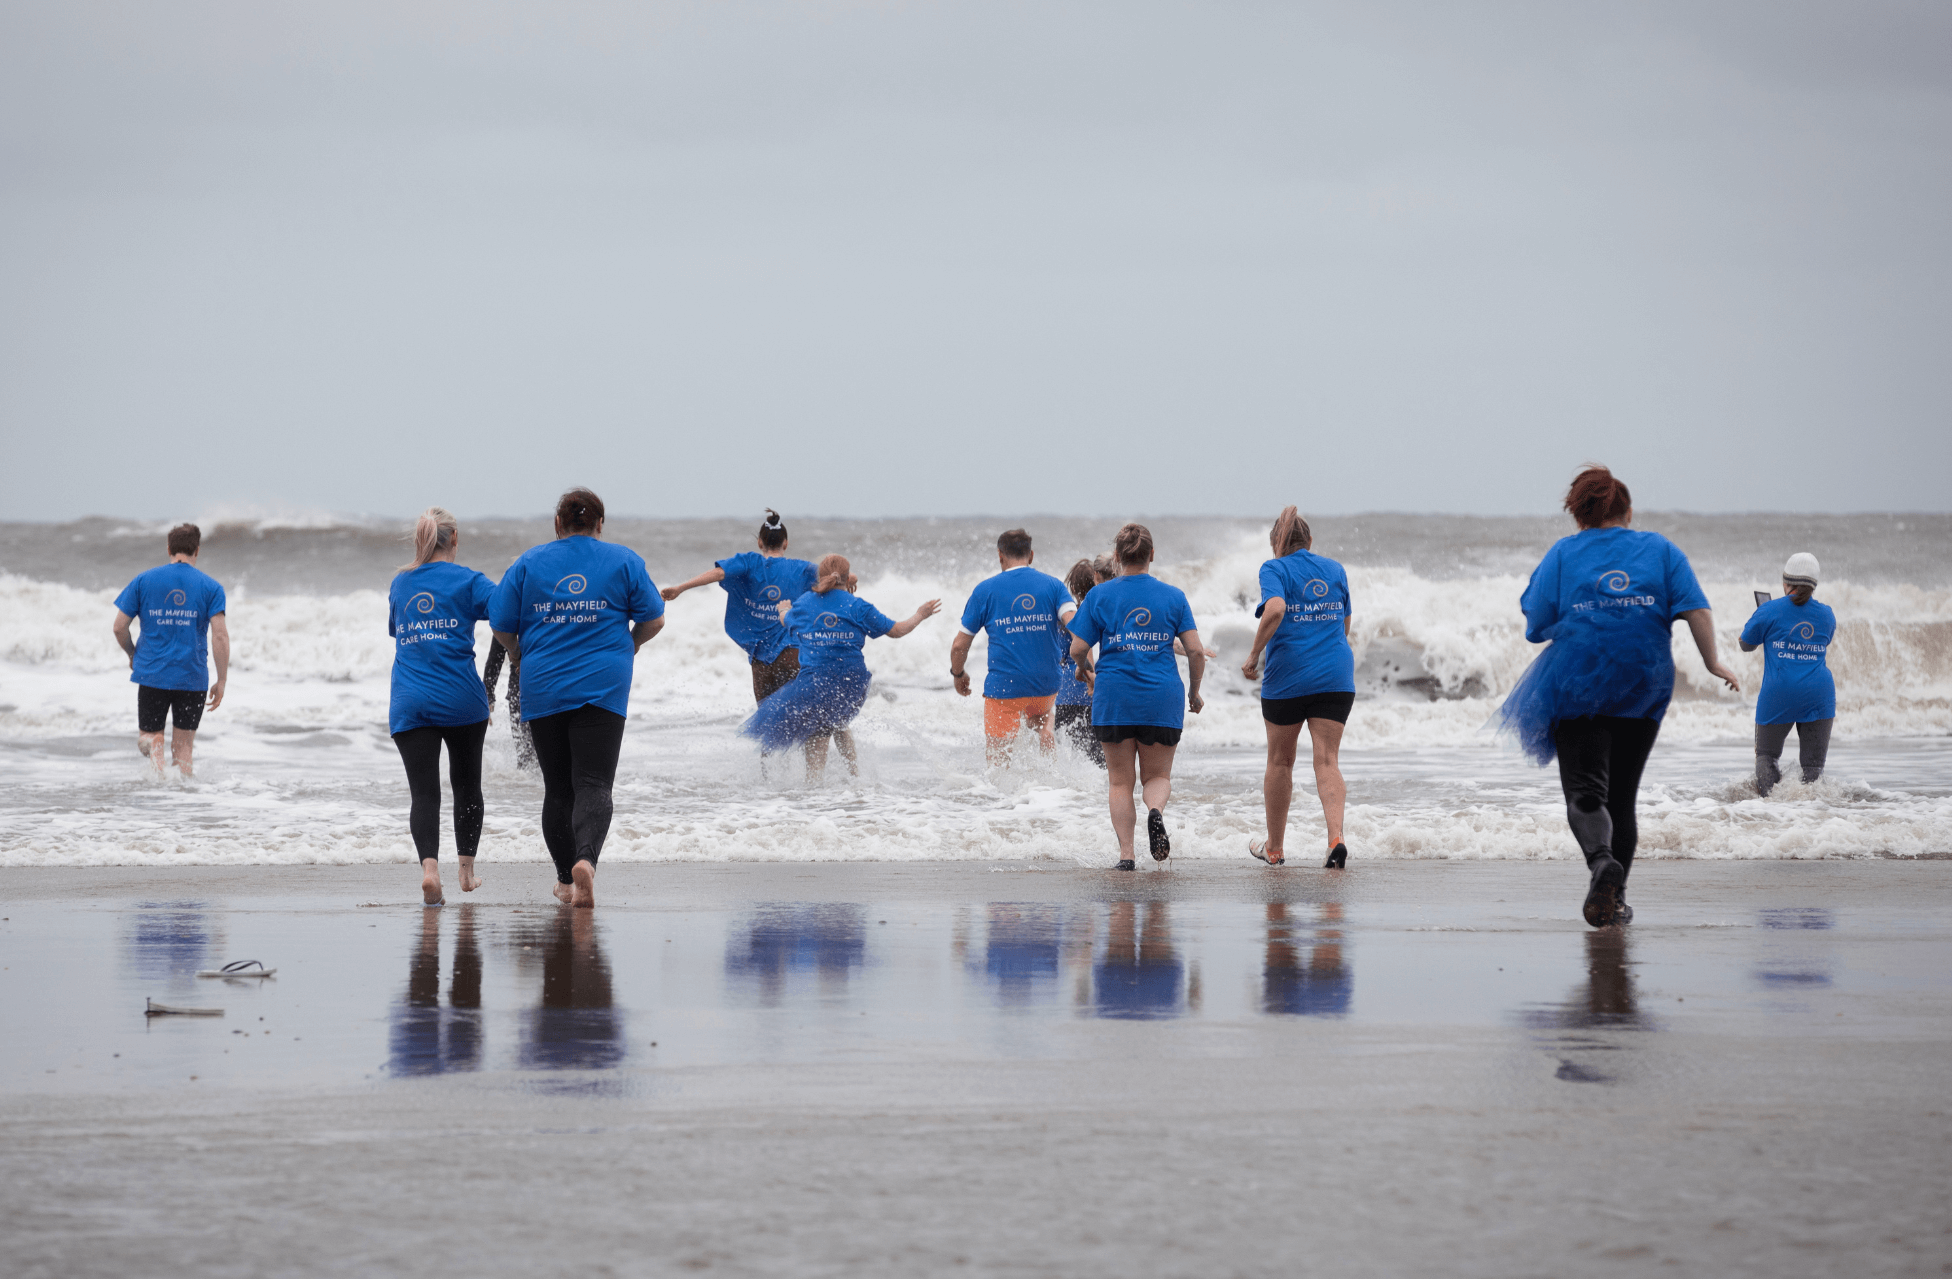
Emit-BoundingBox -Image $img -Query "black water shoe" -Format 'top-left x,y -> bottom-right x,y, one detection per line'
1147,809 -> 1170,861
1325,843 -> 1348,869
1114,859 -> 1136,871
1583,854 -> 1626,928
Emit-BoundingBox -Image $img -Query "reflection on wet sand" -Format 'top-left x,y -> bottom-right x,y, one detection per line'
1093,902 -> 1185,1020
1262,902 -> 1351,1017
1755,906 -> 1836,989
982,904 -> 1062,1007
123,901 -> 223,983
1521,930 -> 1647,1084
725,904 -> 867,1005
520,909 -> 622,1072
388,906 -> 483,1077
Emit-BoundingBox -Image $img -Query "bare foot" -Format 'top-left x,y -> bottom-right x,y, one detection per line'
552,881 -> 574,905
420,859 -> 444,906
458,858 -> 482,892
570,860 -> 596,909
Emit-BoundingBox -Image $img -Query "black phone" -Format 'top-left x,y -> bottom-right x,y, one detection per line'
1753,590 -> 1771,608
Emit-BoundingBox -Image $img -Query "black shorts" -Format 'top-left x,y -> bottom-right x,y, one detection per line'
1093,724 -> 1183,747
138,685 -> 206,733
1261,690 -> 1355,727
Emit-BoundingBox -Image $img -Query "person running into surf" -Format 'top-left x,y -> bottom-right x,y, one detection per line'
1494,466 -> 1739,927
949,528 -> 1070,763
489,488 -> 665,908
1064,523 -> 1206,870
741,554 -> 940,781
1054,559 -> 1108,766
111,522 -> 229,778
661,509 -> 819,704
1740,553 -> 1837,795
388,507 -> 497,905
1242,507 -> 1357,869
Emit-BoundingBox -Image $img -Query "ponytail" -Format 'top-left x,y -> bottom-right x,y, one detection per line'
1270,506 -> 1311,557
401,506 -> 458,570
814,553 -> 852,593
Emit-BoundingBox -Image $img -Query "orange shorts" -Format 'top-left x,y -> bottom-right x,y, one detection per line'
984,694 -> 1057,741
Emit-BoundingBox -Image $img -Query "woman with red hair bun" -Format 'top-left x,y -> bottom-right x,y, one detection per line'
1495,466 -> 1740,927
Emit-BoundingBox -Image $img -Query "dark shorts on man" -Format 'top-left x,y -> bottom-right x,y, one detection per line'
751,647 -> 802,703
1260,690 -> 1355,727
1093,724 -> 1183,747
138,686 -> 205,733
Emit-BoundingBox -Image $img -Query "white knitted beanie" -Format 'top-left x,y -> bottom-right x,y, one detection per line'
1782,553 -> 1820,588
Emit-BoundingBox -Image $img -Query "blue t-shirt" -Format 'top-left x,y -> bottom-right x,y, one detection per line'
487,537 -> 662,721
387,562 -> 497,734
1065,575 -> 1199,729
1256,550 -> 1356,699
1519,527 -> 1711,721
1740,596 -> 1837,725
1056,604 -> 1091,706
958,566 -> 1070,699
782,590 -> 897,670
113,563 -> 227,691
717,552 -> 818,664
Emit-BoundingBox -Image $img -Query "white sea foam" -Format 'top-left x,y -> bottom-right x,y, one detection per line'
1,556 -> 1947,868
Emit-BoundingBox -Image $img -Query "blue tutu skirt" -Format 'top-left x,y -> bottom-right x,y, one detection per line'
1492,632 -> 1675,766
740,661 -> 871,753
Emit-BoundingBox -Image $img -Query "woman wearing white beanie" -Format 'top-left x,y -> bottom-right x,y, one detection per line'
1739,553 -> 1837,794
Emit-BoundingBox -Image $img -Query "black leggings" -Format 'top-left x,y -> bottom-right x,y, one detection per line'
1552,715 -> 1660,879
392,720 -> 489,861
527,704 -> 627,884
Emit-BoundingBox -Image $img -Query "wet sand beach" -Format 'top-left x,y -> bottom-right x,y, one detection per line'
2,860 -> 1949,1277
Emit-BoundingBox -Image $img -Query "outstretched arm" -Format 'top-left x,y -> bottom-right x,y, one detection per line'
661,567 -> 726,602
1242,598 -> 1283,680
1679,609 -> 1740,691
887,599 -> 942,639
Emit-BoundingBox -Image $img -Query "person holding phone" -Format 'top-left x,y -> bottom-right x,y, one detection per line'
1740,553 -> 1837,795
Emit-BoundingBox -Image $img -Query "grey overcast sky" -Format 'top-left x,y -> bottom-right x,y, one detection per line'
2,0 -> 1948,522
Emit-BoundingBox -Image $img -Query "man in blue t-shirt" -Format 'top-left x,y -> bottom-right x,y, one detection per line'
111,523 -> 230,777
949,528 -> 1071,762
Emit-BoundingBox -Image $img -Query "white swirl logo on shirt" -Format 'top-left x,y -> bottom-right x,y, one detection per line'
762,585 -> 782,602
1122,607 -> 1152,629
555,574 -> 588,596
1598,570 -> 1631,594
167,589 -> 188,606
1304,579 -> 1329,598
407,591 -> 438,615
818,612 -> 842,630
1794,621 -> 1817,640
1014,593 -> 1038,612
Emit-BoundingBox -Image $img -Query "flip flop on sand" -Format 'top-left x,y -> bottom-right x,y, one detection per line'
196,960 -> 276,979
1248,839 -> 1285,866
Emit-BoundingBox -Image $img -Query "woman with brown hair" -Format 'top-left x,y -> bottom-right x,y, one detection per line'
1495,466 -> 1739,927
488,489 -> 666,908
1065,523 -> 1206,870
1242,507 -> 1356,868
